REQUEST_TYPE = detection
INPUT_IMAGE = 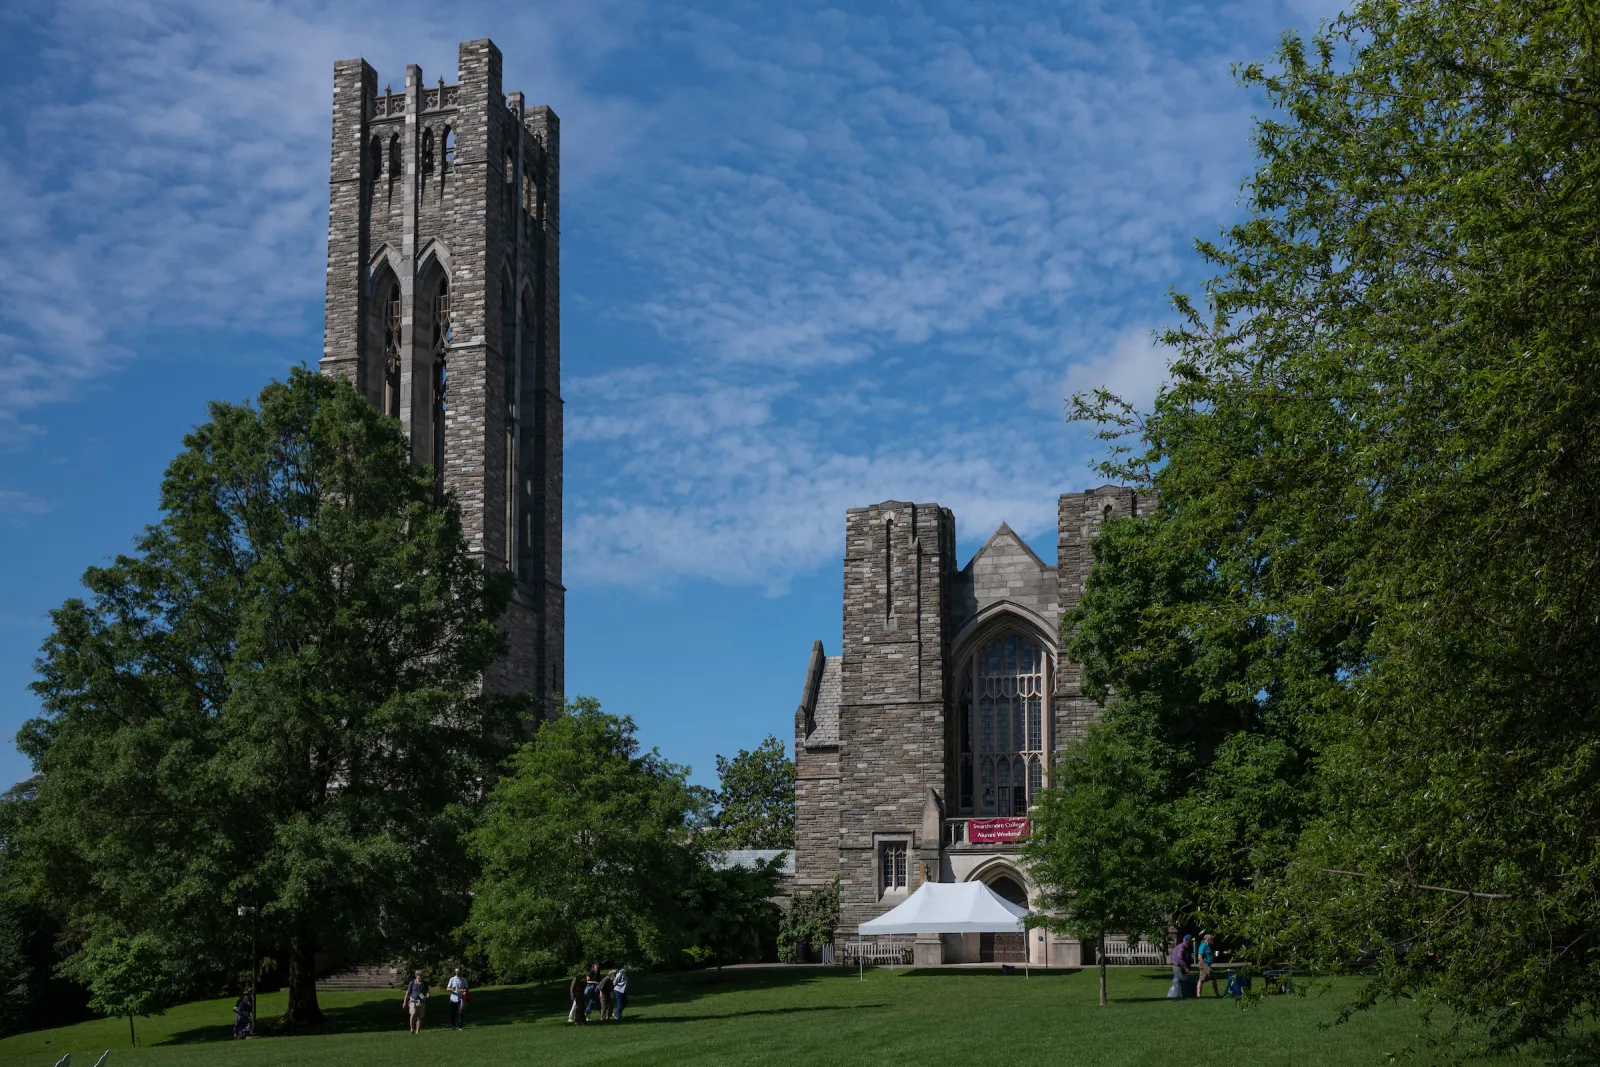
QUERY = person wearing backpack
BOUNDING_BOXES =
[402,970,429,1034]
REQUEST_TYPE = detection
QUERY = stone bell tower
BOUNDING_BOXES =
[320,38,564,707]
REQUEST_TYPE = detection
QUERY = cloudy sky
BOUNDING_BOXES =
[0,0,1342,788]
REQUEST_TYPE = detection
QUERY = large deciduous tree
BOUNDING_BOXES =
[1022,717,1180,1005]
[18,368,521,1030]
[1071,0,1600,1052]
[465,699,704,977]
[710,735,795,849]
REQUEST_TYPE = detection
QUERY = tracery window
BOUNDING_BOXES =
[957,632,1049,816]
[430,277,451,485]
[880,842,908,894]
[382,283,402,417]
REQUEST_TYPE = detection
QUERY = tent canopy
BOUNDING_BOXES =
[857,881,1028,935]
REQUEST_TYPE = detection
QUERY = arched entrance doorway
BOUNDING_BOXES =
[979,874,1028,963]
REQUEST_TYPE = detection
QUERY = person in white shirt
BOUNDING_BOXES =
[447,967,469,1030]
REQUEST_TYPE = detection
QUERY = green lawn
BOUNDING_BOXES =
[0,966,1545,1067]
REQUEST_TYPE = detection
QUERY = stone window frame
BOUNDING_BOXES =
[875,834,912,901]
[956,628,1051,817]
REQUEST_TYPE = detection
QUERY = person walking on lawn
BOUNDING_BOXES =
[598,969,616,1021]
[1197,934,1220,997]
[567,970,587,1025]
[402,970,429,1033]
[447,967,469,1030]
[1168,936,1192,999]
[613,967,631,1021]
[584,963,602,1018]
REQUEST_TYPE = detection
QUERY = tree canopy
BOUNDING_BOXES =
[1022,716,1180,1005]
[17,368,521,1029]
[709,735,795,849]
[1068,0,1600,1052]
[465,699,706,977]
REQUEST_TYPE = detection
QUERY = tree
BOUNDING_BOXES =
[71,934,172,1048]
[777,877,840,964]
[0,780,89,1038]
[466,699,704,977]
[1022,719,1181,1005]
[18,368,521,1030]
[686,857,785,974]
[1069,0,1600,1051]
[709,735,795,848]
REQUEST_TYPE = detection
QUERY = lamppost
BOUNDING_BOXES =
[237,906,258,1035]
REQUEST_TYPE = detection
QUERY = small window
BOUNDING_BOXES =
[420,128,434,175]
[880,842,908,894]
[389,134,402,179]
[443,127,456,167]
[368,136,382,182]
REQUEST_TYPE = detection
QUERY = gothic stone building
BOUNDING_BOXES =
[319,39,563,704]
[793,487,1155,966]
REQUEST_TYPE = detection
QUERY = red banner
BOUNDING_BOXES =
[968,818,1030,844]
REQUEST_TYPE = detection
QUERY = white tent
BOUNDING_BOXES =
[856,882,1032,977]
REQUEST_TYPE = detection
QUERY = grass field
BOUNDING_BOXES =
[0,966,1547,1067]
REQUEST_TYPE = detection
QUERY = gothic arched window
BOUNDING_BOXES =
[368,135,383,183]
[382,283,402,417]
[957,631,1049,816]
[430,276,452,486]
[443,127,456,168]
[389,134,402,180]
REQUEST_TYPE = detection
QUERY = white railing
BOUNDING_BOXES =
[843,940,913,965]
[1101,935,1165,965]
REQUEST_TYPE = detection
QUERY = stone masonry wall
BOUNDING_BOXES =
[836,501,955,937]
[321,38,562,709]
[1055,487,1156,745]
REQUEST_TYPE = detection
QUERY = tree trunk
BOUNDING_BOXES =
[284,938,326,1031]
[128,1014,136,1048]
[1099,958,1108,1006]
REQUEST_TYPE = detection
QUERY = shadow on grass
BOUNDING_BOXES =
[162,967,861,1046]
[901,968,1082,979]
[620,1004,887,1024]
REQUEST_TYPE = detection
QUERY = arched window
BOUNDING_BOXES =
[368,135,383,183]
[430,276,451,485]
[382,283,402,417]
[389,134,402,180]
[420,128,434,176]
[957,630,1049,815]
[504,150,516,219]
[501,272,518,571]
[442,127,456,168]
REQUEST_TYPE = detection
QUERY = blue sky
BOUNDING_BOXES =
[0,0,1341,790]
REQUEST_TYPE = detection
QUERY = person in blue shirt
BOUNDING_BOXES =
[401,970,429,1034]
[1197,933,1220,997]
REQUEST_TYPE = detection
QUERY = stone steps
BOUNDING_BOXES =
[318,965,400,991]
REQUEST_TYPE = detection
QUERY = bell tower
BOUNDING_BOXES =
[320,38,564,707]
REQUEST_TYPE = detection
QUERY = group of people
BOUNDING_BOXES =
[566,962,631,1024]
[401,966,471,1033]
[1167,933,1222,998]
